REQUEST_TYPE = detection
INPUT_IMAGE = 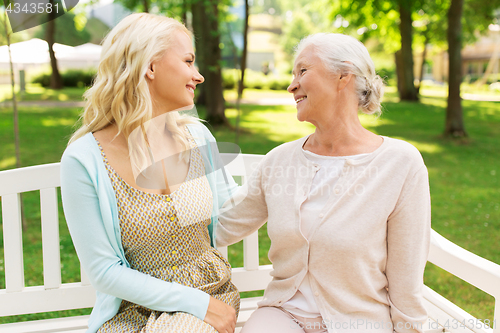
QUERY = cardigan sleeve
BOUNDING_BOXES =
[216,156,269,247]
[60,150,211,321]
[386,165,431,333]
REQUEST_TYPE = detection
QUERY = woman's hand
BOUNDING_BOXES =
[204,296,236,333]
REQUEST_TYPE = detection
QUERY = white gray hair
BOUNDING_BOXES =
[295,33,384,115]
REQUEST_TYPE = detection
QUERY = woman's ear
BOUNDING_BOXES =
[338,72,353,91]
[147,63,155,80]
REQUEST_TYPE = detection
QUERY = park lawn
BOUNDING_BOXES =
[0,84,87,103]
[0,87,499,324]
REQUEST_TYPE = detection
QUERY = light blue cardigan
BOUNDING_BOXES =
[60,123,239,333]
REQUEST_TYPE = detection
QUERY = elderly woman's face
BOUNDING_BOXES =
[288,46,339,125]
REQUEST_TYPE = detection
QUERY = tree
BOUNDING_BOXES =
[191,0,229,126]
[330,0,420,101]
[35,12,91,46]
[2,5,21,170]
[2,4,27,230]
[445,0,466,137]
[45,0,63,89]
[281,11,314,59]
[397,0,419,100]
[238,0,249,98]
[443,1,500,137]
[116,0,150,12]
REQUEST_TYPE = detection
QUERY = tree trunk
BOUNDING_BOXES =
[395,51,403,94]
[46,0,63,90]
[142,0,149,13]
[191,0,228,126]
[4,8,27,231]
[397,0,419,101]
[444,0,467,137]
[181,0,188,27]
[417,33,429,94]
[237,0,249,97]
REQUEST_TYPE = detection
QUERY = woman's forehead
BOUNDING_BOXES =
[172,31,193,50]
[294,47,319,67]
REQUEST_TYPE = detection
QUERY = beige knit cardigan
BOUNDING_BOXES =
[217,135,431,333]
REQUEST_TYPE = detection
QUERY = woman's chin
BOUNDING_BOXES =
[296,110,308,122]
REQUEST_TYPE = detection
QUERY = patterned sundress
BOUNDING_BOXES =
[95,132,240,332]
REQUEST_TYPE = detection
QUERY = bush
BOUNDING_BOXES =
[222,68,295,91]
[268,75,292,90]
[32,73,51,87]
[376,66,395,85]
[222,69,238,89]
[32,69,96,88]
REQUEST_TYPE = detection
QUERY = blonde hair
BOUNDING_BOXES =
[296,33,384,115]
[70,13,199,154]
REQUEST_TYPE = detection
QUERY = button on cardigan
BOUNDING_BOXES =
[60,123,238,333]
[217,135,431,333]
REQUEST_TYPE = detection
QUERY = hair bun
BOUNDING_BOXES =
[360,75,384,115]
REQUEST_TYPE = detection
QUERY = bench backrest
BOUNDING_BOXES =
[0,154,271,317]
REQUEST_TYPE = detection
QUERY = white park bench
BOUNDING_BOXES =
[0,153,499,333]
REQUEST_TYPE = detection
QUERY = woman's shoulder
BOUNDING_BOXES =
[379,136,426,168]
[61,132,99,165]
[186,121,215,142]
[264,136,307,160]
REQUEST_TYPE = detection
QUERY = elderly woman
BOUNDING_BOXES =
[217,33,431,333]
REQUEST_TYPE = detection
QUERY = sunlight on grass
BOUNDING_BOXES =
[41,118,75,127]
[393,138,443,154]
[359,114,395,128]
[57,94,69,101]
[25,85,45,94]
[0,156,16,169]
[224,88,292,101]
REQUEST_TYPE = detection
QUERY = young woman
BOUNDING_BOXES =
[61,13,239,333]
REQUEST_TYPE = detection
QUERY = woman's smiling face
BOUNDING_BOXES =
[287,45,340,126]
[147,30,204,115]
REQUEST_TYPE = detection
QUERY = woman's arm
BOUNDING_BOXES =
[216,156,269,247]
[386,165,431,333]
[60,152,210,320]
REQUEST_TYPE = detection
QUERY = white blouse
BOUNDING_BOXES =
[283,149,368,318]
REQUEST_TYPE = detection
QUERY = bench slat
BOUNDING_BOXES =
[0,315,89,333]
[0,164,60,196]
[231,265,273,292]
[2,193,25,293]
[0,284,95,317]
[243,231,259,271]
[423,286,486,333]
[40,188,62,289]
[217,246,228,260]
[81,265,91,286]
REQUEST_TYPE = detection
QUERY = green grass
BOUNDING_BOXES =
[0,84,87,103]
[0,86,499,324]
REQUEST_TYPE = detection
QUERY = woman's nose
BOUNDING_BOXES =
[194,69,204,83]
[287,79,298,93]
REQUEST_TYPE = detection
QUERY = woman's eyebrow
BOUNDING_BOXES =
[292,61,305,75]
